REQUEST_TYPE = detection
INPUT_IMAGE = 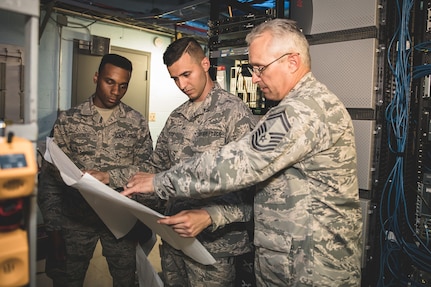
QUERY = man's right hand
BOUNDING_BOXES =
[122,172,156,197]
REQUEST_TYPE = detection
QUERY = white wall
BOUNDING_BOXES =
[37,12,188,144]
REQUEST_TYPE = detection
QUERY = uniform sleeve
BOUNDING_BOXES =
[202,187,254,230]
[108,116,153,187]
[200,98,256,230]
[38,116,72,231]
[143,120,172,173]
[225,100,258,143]
[37,158,66,231]
[53,114,75,163]
[154,103,320,199]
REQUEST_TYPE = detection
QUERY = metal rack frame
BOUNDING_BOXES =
[0,1,39,286]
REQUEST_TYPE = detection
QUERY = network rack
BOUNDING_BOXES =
[208,12,274,50]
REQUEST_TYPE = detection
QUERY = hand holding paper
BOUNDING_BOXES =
[44,137,216,265]
[158,209,212,238]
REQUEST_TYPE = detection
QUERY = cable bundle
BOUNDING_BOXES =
[379,0,431,286]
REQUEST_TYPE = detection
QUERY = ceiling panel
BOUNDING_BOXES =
[40,0,211,40]
[40,0,286,42]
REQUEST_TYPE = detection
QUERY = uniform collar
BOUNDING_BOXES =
[179,82,222,118]
[281,72,315,102]
[80,94,127,118]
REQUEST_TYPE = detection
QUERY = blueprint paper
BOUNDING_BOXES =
[136,244,164,287]
[44,137,216,265]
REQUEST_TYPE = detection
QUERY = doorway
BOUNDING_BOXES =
[71,45,150,118]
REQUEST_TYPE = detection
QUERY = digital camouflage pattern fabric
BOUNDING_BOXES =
[145,82,257,286]
[153,73,362,286]
[38,96,153,286]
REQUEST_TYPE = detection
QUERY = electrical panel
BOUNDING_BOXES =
[78,35,110,56]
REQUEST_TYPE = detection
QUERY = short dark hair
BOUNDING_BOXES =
[163,37,205,67]
[98,53,133,73]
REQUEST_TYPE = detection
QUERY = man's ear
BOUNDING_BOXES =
[287,53,300,73]
[93,72,98,84]
[201,57,210,72]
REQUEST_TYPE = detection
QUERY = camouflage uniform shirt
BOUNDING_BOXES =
[39,96,153,231]
[153,73,363,286]
[146,82,256,257]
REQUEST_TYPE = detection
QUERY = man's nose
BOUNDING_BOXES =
[251,73,261,84]
[178,78,187,90]
[111,84,122,95]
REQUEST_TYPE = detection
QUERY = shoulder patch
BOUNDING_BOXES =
[251,111,290,152]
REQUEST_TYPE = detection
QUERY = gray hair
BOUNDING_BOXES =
[245,18,311,68]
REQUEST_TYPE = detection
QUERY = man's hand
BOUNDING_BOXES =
[84,170,109,184]
[121,172,155,197]
[158,209,212,238]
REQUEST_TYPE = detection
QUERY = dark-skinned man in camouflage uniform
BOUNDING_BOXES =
[38,54,153,287]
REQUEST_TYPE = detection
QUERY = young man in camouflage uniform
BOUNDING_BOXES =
[38,54,153,287]
[140,37,256,287]
[124,19,363,287]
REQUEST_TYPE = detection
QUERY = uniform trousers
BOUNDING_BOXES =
[47,226,137,287]
[160,241,235,287]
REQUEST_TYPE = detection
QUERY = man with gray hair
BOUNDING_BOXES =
[124,19,363,286]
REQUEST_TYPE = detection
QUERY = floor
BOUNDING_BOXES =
[36,236,162,286]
